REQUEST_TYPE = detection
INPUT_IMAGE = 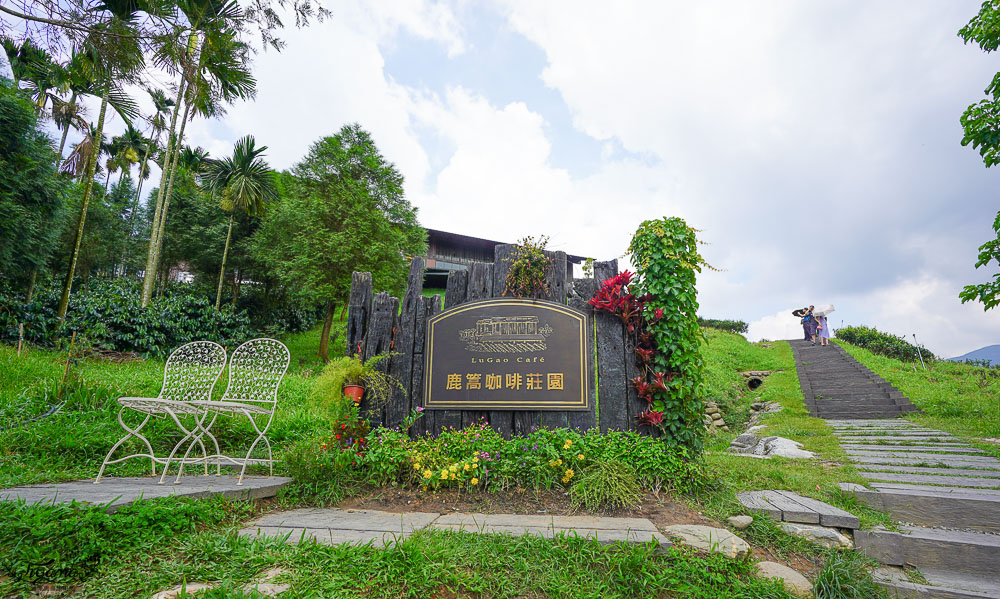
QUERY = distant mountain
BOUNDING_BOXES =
[949,344,1000,365]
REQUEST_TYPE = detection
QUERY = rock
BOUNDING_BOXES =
[760,402,783,414]
[751,402,765,410]
[727,434,814,459]
[779,523,853,549]
[664,525,750,559]
[755,561,813,597]
[706,401,718,409]
[747,425,767,434]
[244,582,291,597]
[152,584,214,599]
[766,438,814,459]
[727,515,753,530]
[722,426,730,431]
[713,418,726,426]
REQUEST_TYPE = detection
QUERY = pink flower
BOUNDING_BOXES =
[416,406,424,412]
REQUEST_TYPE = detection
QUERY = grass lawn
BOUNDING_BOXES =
[834,339,1000,458]
[0,326,891,597]
[695,329,894,538]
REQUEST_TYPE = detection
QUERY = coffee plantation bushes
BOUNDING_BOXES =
[836,325,936,362]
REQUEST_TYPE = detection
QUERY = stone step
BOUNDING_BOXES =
[856,465,1000,478]
[848,455,1000,469]
[837,437,964,444]
[817,411,913,420]
[842,445,984,454]
[854,525,1000,578]
[846,451,1000,464]
[875,567,1000,599]
[833,431,954,438]
[841,483,1000,534]
[858,471,1000,489]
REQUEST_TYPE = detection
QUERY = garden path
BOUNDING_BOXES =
[239,508,671,548]
[790,342,1000,597]
[0,475,290,513]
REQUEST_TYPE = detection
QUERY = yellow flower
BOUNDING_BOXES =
[472,457,479,463]
[441,469,449,478]
[463,464,471,471]
[565,469,574,478]
[423,470,432,479]
[577,454,585,461]
[563,439,572,449]
[449,464,458,473]
[422,485,428,491]
[470,477,479,485]
[414,463,422,471]
[472,463,478,469]
[450,472,457,480]
[561,477,570,483]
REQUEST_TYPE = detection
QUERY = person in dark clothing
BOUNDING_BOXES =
[793,306,815,342]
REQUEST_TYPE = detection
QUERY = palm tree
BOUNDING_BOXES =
[56,1,146,321]
[61,123,105,180]
[203,135,277,310]
[141,0,254,307]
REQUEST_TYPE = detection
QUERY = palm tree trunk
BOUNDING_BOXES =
[120,145,151,276]
[57,87,109,321]
[26,268,37,302]
[152,99,191,262]
[140,69,189,307]
[319,302,335,363]
[55,91,77,168]
[104,168,112,196]
[215,212,234,310]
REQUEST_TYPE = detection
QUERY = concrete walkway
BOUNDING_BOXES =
[0,476,291,512]
[240,508,671,548]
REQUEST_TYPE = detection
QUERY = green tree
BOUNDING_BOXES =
[56,1,145,320]
[959,2,1000,309]
[0,78,68,299]
[251,124,427,362]
[203,135,277,310]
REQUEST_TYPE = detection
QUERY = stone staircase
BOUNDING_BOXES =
[789,340,920,419]
[830,420,1000,598]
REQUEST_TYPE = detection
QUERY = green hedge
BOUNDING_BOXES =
[697,318,748,335]
[2,279,255,356]
[836,325,936,362]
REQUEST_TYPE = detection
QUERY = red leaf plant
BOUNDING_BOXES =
[636,409,665,428]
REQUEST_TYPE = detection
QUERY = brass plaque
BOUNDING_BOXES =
[423,298,590,411]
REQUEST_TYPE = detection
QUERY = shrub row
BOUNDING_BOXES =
[284,410,707,508]
[697,318,749,335]
[0,279,320,356]
[836,325,936,362]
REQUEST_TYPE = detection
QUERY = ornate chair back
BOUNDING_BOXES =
[160,341,228,403]
[222,338,290,408]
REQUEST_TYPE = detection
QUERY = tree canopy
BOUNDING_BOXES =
[252,124,427,361]
[959,1,1000,310]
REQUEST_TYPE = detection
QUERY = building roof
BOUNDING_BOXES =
[426,228,588,264]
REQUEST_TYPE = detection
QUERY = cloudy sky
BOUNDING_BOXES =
[7,0,1000,358]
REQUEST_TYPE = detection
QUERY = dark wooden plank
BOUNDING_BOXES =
[567,311,597,432]
[567,277,596,311]
[756,490,820,524]
[594,260,626,433]
[467,262,493,300]
[624,328,643,432]
[386,258,424,429]
[493,244,514,297]
[490,246,515,438]
[463,262,493,427]
[346,271,373,356]
[410,295,433,437]
[444,270,468,309]
[513,411,539,436]
[735,491,782,521]
[361,292,398,424]
[771,490,860,529]
[544,250,568,304]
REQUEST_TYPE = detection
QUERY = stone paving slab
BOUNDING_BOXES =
[836,438,965,445]
[841,445,984,453]
[737,490,859,529]
[239,508,672,549]
[846,450,1000,463]
[857,464,1000,478]
[849,455,1000,469]
[859,472,1000,488]
[0,476,291,513]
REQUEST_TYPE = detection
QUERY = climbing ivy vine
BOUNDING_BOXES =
[627,217,710,452]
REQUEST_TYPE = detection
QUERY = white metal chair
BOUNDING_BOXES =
[95,341,227,484]
[185,338,289,485]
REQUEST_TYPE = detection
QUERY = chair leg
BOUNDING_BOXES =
[159,408,198,485]
[237,410,273,486]
[95,410,154,484]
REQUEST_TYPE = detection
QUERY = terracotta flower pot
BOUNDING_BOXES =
[343,384,364,403]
